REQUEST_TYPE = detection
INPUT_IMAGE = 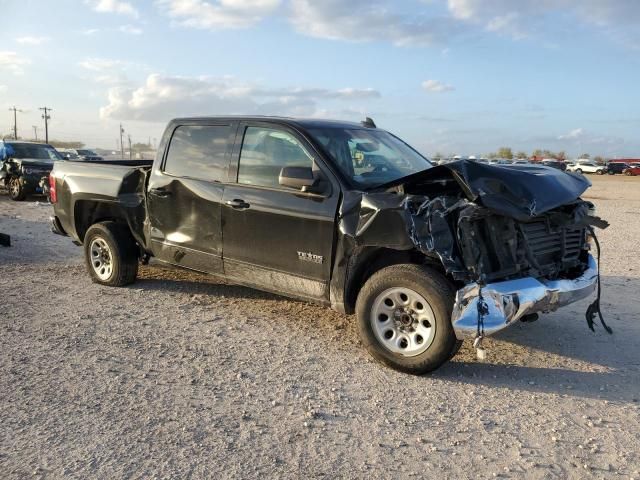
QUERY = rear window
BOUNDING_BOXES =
[164,125,230,182]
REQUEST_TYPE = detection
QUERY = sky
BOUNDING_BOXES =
[1,0,639,158]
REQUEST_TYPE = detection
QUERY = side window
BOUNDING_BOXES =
[237,127,313,188]
[164,125,230,182]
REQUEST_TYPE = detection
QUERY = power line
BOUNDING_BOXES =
[39,107,52,143]
[8,106,22,139]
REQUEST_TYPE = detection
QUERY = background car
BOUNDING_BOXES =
[623,165,640,176]
[566,160,606,175]
[0,140,62,200]
[60,149,103,161]
[606,162,629,175]
[541,159,567,171]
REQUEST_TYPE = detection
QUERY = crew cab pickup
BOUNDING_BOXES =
[50,117,608,373]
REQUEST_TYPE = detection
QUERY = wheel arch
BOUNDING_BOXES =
[343,246,445,314]
[73,199,129,243]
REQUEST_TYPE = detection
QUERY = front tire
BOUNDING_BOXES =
[596,169,604,175]
[356,264,457,375]
[84,221,139,287]
[575,168,583,174]
[9,177,26,201]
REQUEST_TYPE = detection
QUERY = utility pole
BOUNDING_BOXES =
[32,125,38,141]
[128,134,132,160]
[8,106,22,139]
[119,124,125,159]
[39,107,52,143]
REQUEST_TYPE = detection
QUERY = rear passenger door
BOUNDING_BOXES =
[147,121,236,274]
[221,123,340,302]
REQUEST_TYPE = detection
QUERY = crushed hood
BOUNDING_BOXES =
[379,160,591,221]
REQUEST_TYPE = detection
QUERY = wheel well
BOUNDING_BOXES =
[343,247,444,314]
[73,200,129,243]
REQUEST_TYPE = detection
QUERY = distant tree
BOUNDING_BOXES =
[432,152,443,161]
[532,149,543,158]
[579,153,590,159]
[515,151,528,159]
[487,152,498,159]
[497,147,513,159]
[542,149,555,158]
[593,155,605,164]
[556,150,566,160]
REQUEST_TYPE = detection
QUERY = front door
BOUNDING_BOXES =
[222,124,340,301]
[147,121,236,274]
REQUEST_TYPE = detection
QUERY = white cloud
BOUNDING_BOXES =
[289,0,463,46]
[119,24,143,34]
[87,0,139,18]
[0,85,7,93]
[16,36,50,45]
[422,79,455,93]
[79,57,126,71]
[99,73,380,121]
[158,0,281,29]
[447,0,640,41]
[82,28,101,35]
[558,128,584,140]
[0,51,31,75]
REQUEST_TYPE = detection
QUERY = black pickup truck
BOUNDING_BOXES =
[50,117,608,373]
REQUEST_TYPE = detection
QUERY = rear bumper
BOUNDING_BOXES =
[451,254,597,339]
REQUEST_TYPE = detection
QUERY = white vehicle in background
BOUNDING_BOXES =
[566,159,606,175]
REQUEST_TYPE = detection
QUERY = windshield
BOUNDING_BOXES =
[308,128,432,188]
[7,143,62,161]
[77,149,97,156]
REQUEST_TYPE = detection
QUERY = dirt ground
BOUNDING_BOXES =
[1,175,639,479]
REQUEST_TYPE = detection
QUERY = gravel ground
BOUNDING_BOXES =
[1,175,639,479]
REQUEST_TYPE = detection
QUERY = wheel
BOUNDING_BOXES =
[625,170,633,176]
[596,169,604,175]
[8,177,26,201]
[83,221,139,287]
[356,264,457,375]
[575,168,582,174]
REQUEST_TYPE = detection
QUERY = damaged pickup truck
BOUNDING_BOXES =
[49,116,609,374]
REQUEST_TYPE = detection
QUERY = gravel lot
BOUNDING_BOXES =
[1,175,639,479]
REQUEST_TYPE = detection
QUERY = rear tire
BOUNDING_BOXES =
[9,177,26,201]
[84,221,138,287]
[356,264,457,375]
[596,169,604,175]
[575,168,583,174]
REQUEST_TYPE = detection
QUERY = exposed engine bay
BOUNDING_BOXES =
[337,160,609,342]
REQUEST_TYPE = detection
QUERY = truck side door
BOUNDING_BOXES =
[221,123,340,302]
[146,121,236,274]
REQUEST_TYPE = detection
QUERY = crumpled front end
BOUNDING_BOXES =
[451,254,598,339]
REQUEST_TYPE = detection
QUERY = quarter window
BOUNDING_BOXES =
[238,127,313,188]
[164,125,230,182]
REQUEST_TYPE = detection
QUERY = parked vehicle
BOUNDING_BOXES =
[61,149,103,161]
[0,140,62,200]
[50,116,607,374]
[623,165,640,176]
[541,159,567,171]
[566,160,606,175]
[605,162,629,175]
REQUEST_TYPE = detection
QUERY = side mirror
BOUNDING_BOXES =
[279,166,317,192]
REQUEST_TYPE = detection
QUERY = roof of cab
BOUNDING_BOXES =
[169,116,372,130]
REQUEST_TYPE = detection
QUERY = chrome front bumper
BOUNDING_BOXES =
[451,254,598,339]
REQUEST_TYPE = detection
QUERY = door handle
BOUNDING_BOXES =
[225,199,250,209]
[149,187,172,197]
